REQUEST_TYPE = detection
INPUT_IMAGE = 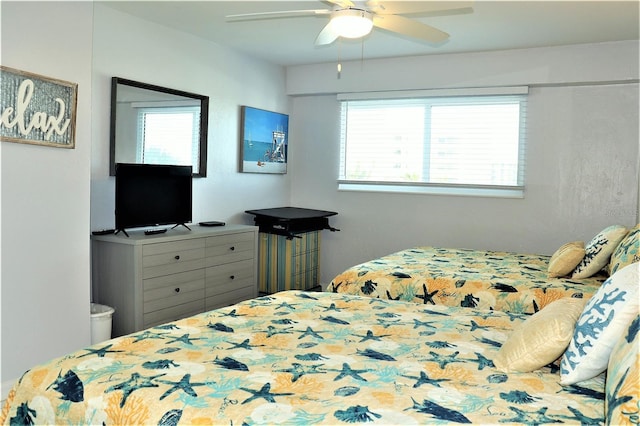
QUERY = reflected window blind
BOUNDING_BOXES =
[136,106,200,170]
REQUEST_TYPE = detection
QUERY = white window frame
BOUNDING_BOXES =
[338,87,528,198]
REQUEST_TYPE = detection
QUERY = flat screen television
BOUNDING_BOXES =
[115,163,192,234]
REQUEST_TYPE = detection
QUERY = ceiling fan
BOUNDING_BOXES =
[226,1,473,46]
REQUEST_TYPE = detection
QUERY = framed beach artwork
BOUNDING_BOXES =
[240,106,289,174]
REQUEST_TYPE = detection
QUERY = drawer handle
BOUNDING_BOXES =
[229,246,235,251]
[230,275,235,280]
[175,288,181,293]
[174,255,181,260]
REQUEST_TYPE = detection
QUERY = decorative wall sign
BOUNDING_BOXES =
[240,106,289,174]
[0,66,77,148]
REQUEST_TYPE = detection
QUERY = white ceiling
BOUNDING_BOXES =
[102,1,640,67]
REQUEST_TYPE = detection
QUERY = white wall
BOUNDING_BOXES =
[91,4,291,230]
[287,42,639,283]
[1,1,93,394]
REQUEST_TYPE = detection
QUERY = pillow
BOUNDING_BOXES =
[572,225,628,279]
[560,262,639,385]
[493,297,587,373]
[548,241,585,278]
[609,223,640,275]
[605,314,639,425]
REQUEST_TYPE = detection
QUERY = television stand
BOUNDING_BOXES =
[171,223,192,231]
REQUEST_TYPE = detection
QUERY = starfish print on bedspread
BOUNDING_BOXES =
[298,326,326,340]
[413,318,437,330]
[266,325,294,337]
[401,371,451,388]
[376,318,401,328]
[354,330,391,342]
[329,363,369,382]
[275,362,325,382]
[157,373,208,400]
[239,382,294,404]
[226,338,265,350]
[165,333,203,346]
[131,330,170,343]
[416,284,438,304]
[275,301,298,311]
[426,351,462,369]
[106,372,165,408]
[77,344,124,358]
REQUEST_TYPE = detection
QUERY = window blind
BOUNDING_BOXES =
[338,90,528,197]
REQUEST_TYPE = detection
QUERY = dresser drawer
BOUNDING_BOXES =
[143,239,205,256]
[144,284,205,314]
[143,240,205,279]
[205,259,255,295]
[205,232,255,267]
[143,299,205,329]
[205,286,256,311]
[144,269,205,301]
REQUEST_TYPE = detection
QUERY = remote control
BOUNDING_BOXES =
[92,229,115,235]
[144,229,167,235]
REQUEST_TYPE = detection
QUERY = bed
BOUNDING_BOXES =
[1,290,611,425]
[328,246,608,314]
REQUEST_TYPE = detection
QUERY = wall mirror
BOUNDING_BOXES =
[110,77,209,177]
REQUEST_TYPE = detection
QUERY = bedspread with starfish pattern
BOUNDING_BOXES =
[328,246,607,314]
[1,291,604,425]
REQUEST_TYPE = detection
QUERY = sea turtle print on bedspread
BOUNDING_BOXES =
[328,246,607,314]
[1,291,604,425]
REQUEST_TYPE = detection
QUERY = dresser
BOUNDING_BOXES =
[91,225,258,337]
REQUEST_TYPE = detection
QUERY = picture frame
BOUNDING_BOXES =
[240,105,289,174]
[0,66,77,148]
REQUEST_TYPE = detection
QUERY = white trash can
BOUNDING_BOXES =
[90,303,115,344]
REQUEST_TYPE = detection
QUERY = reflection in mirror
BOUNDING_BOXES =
[110,77,209,177]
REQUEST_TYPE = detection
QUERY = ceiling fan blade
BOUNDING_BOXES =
[372,14,449,43]
[315,21,340,46]
[325,0,356,8]
[226,9,330,22]
[366,1,473,16]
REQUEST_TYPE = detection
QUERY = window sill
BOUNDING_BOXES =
[337,182,524,198]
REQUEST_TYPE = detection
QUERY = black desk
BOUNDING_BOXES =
[245,207,339,294]
[245,207,338,238]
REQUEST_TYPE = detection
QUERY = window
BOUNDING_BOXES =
[136,105,201,171]
[338,88,527,197]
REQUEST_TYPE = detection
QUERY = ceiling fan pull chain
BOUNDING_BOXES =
[337,39,342,79]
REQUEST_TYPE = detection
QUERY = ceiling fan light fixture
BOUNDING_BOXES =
[330,9,373,39]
